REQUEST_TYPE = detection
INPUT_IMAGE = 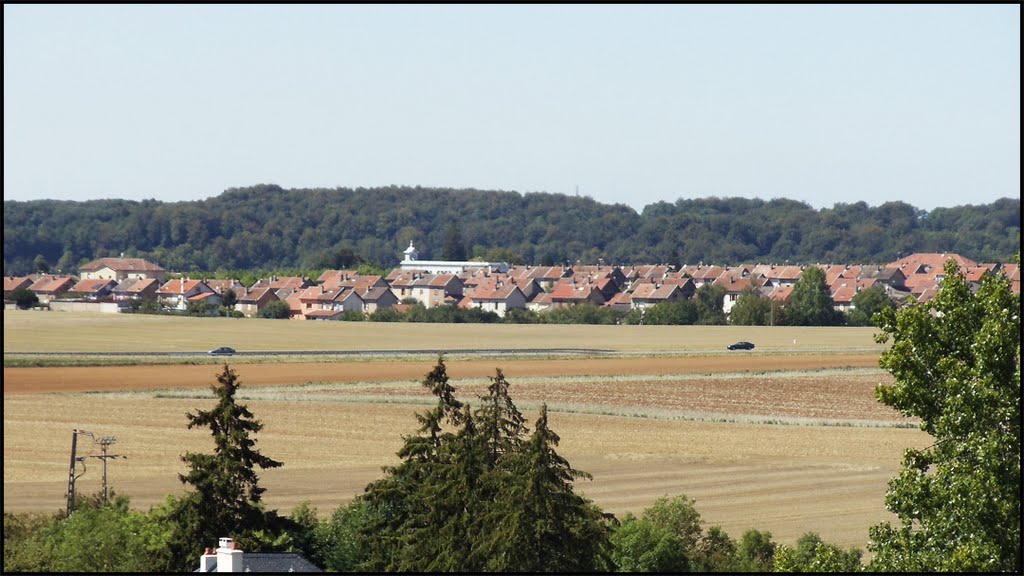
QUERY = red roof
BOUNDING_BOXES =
[115,278,160,294]
[29,275,76,293]
[4,276,33,292]
[304,309,344,320]
[157,279,210,295]
[71,278,117,294]
[465,283,522,301]
[238,287,278,304]
[188,292,218,302]
[630,283,682,300]
[888,252,978,273]
[79,257,164,273]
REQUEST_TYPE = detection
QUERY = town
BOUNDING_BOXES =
[4,244,1019,321]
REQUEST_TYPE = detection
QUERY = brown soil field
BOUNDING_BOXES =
[3,354,881,395]
[2,352,928,552]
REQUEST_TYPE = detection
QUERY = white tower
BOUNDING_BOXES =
[402,241,419,263]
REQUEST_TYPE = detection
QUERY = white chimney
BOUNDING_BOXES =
[199,547,217,572]
[216,537,243,572]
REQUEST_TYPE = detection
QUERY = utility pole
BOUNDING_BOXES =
[65,430,126,516]
[66,429,92,516]
[92,437,126,502]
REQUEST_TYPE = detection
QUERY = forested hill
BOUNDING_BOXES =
[3,184,1020,275]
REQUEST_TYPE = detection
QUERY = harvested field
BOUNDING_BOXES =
[3,392,928,551]
[3,314,923,552]
[3,310,884,354]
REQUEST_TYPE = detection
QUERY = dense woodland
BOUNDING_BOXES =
[4,185,1020,276]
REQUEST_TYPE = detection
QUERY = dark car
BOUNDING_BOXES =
[208,346,236,356]
[727,341,755,351]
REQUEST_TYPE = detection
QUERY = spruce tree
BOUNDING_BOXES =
[165,364,285,570]
[398,404,487,572]
[357,356,467,571]
[474,368,527,467]
[475,404,612,572]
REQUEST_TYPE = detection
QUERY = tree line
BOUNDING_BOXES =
[4,264,1019,572]
[4,185,1019,276]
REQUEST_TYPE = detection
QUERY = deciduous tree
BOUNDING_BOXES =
[867,260,1020,572]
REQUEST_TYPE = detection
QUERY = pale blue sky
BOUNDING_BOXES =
[4,5,1019,212]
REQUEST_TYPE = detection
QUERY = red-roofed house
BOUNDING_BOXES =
[69,278,118,300]
[527,291,554,312]
[4,276,34,294]
[296,285,364,317]
[388,273,464,308]
[716,275,760,315]
[112,278,161,301]
[29,275,76,304]
[629,283,686,311]
[549,280,606,308]
[79,258,166,282]
[604,291,633,312]
[157,279,216,310]
[830,278,878,313]
[463,283,527,317]
[235,288,280,318]
[361,287,399,313]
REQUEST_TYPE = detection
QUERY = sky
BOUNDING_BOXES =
[4,5,1020,213]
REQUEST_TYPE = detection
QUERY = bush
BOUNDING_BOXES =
[9,289,39,309]
[258,301,291,319]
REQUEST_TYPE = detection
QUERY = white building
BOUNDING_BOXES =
[398,242,508,275]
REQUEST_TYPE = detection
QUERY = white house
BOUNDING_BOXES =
[398,242,508,275]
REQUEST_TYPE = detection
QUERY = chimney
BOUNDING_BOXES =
[198,547,217,572]
[216,537,244,572]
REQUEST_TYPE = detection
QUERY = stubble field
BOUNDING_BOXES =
[3,311,928,551]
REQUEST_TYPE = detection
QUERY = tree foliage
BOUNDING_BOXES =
[772,532,862,572]
[3,493,173,573]
[357,358,612,572]
[5,188,1018,276]
[846,285,894,326]
[785,267,841,326]
[609,513,690,572]
[867,260,1021,572]
[257,300,291,319]
[729,284,773,326]
[8,288,39,309]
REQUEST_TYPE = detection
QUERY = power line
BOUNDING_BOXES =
[65,430,127,516]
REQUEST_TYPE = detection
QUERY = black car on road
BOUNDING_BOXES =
[727,341,755,350]
[208,347,236,356]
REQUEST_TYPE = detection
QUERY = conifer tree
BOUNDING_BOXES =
[474,368,527,467]
[397,404,487,572]
[165,364,286,570]
[357,356,466,571]
[475,404,612,572]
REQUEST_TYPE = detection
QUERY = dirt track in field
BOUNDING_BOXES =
[3,353,880,394]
